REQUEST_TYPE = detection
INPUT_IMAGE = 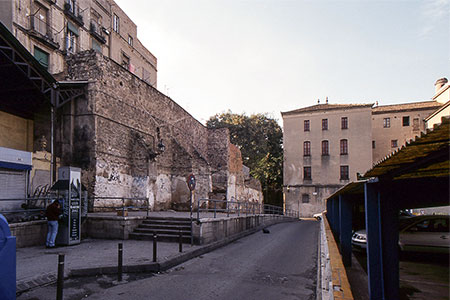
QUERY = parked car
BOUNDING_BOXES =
[352,215,450,254]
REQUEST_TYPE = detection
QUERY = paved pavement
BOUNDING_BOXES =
[16,211,293,295]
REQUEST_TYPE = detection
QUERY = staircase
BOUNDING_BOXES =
[129,217,192,243]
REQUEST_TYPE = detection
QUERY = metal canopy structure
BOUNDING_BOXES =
[0,21,86,184]
[326,116,450,300]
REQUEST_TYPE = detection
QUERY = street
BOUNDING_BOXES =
[85,221,319,300]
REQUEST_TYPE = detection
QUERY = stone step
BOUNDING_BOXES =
[134,228,191,236]
[129,232,192,243]
[138,224,191,231]
[145,217,192,222]
[142,219,191,226]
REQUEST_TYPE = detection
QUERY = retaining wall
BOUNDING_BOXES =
[193,214,293,244]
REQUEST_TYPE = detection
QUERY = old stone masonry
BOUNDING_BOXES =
[52,50,262,210]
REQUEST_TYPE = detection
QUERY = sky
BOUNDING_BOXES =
[114,0,450,125]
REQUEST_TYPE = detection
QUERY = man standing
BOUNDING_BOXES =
[45,200,62,248]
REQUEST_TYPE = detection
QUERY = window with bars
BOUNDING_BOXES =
[322,119,328,130]
[304,120,310,132]
[303,141,311,156]
[303,167,311,180]
[321,140,329,155]
[340,139,348,155]
[341,117,348,129]
[391,140,398,148]
[340,166,349,180]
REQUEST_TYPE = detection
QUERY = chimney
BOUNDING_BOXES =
[434,78,448,94]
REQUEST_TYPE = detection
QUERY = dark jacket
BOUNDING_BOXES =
[46,202,62,221]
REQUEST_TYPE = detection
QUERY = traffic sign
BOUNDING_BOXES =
[186,174,196,191]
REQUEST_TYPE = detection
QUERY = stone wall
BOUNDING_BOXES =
[62,51,263,211]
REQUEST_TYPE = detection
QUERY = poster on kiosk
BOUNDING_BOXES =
[54,166,82,246]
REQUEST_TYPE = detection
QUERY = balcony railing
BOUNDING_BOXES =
[29,15,59,49]
[64,2,84,26]
[89,21,106,44]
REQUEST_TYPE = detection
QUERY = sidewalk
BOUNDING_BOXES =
[16,212,279,294]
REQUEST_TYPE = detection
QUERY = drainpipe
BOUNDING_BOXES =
[50,88,56,186]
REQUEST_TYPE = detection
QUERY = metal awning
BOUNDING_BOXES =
[364,116,449,181]
[0,22,87,119]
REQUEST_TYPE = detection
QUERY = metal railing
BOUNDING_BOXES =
[196,198,299,220]
[91,197,150,217]
[29,15,59,45]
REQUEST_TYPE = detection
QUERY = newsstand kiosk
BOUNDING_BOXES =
[51,167,84,246]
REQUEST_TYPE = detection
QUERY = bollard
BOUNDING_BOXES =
[118,243,123,281]
[56,254,65,300]
[153,233,157,262]
[179,230,183,253]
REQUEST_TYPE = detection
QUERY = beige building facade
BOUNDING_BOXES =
[425,78,450,129]
[371,101,442,164]
[282,103,373,217]
[0,0,157,86]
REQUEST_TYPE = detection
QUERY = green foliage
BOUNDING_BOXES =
[206,111,283,206]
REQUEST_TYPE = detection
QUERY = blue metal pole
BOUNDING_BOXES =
[365,182,384,300]
[339,195,352,267]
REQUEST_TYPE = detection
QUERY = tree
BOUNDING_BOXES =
[206,111,283,206]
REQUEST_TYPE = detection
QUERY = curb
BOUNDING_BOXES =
[16,218,297,294]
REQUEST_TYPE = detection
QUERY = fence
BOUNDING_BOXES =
[91,197,150,216]
[197,198,299,220]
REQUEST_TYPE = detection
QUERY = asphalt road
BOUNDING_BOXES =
[87,220,319,300]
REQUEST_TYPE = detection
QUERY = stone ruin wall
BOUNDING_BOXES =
[62,50,262,211]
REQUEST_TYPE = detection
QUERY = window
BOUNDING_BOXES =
[303,141,311,156]
[372,141,376,149]
[121,53,130,68]
[128,35,133,46]
[304,120,310,132]
[341,117,348,129]
[383,117,390,128]
[302,194,310,203]
[113,14,120,33]
[65,23,78,53]
[303,167,311,180]
[321,140,329,155]
[340,139,348,155]
[92,39,102,52]
[65,0,76,14]
[413,118,420,131]
[391,140,398,148]
[403,116,410,126]
[340,166,349,180]
[31,3,49,36]
[322,119,328,130]
[34,47,49,69]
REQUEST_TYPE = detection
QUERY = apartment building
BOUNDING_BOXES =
[282,103,373,217]
[0,0,157,86]
[283,78,446,216]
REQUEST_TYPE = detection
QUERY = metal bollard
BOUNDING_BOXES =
[56,254,65,300]
[118,243,123,281]
[153,233,157,262]
[179,230,183,253]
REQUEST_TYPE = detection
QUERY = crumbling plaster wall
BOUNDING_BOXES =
[62,50,262,211]
[63,51,214,210]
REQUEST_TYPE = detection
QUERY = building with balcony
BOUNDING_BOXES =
[0,0,157,86]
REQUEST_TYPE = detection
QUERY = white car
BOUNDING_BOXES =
[352,215,450,254]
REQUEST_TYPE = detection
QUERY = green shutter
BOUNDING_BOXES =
[34,47,49,69]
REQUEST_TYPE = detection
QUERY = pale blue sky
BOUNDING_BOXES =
[114,0,449,124]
